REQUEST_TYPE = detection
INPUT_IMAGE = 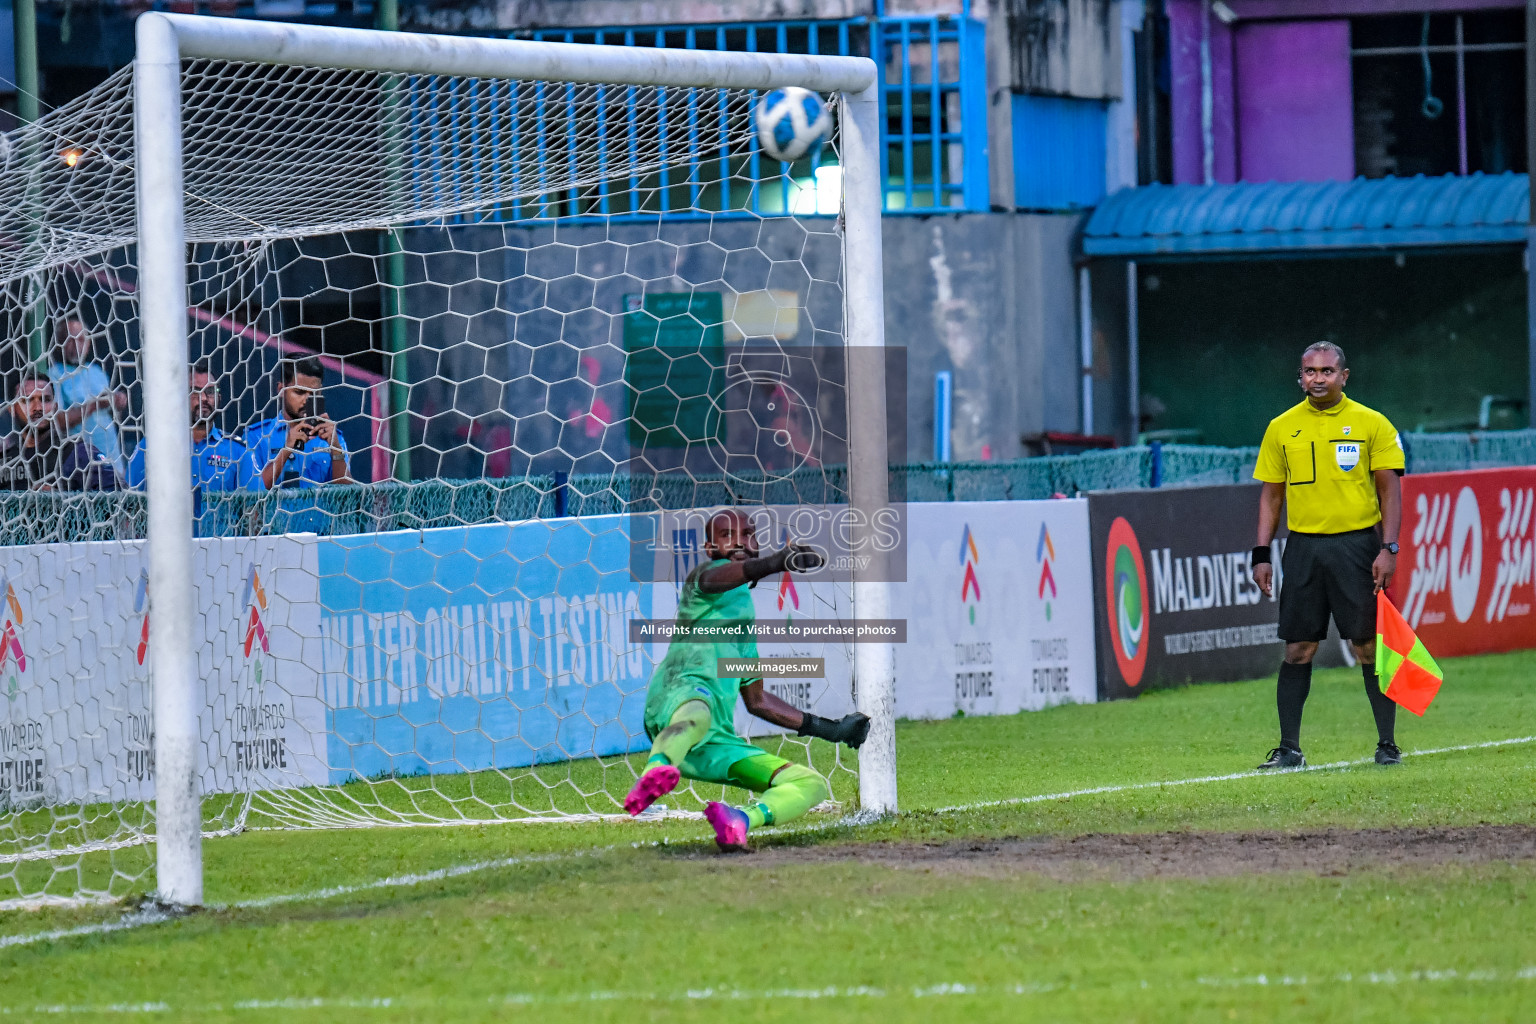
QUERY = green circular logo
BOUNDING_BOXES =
[1104,517,1149,687]
[1114,545,1143,659]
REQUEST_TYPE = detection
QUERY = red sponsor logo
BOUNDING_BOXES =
[1104,517,1149,687]
[959,524,981,625]
[1,578,27,699]
[1389,467,1536,657]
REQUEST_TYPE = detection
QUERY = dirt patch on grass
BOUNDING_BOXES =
[735,826,1536,880]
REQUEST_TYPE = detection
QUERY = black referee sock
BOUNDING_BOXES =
[1277,661,1312,751]
[1362,664,1397,746]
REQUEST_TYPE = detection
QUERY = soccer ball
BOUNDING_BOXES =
[755,87,834,163]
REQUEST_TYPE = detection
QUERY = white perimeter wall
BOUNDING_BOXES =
[0,499,1095,807]
[891,499,1096,719]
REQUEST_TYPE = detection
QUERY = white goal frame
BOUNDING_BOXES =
[133,13,895,907]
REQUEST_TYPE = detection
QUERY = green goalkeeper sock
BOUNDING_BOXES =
[645,700,711,770]
[742,764,829,829]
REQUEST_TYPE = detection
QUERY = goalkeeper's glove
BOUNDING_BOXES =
[796,712,871,749]
[743,542,826,583]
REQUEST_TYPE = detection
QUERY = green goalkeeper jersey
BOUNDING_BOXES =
[643,558,761,749]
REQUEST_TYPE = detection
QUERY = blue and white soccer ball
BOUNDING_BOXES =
[755,87,834,164]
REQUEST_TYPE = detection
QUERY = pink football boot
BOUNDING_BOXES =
[703,801,751,852]
[623,764,680,816]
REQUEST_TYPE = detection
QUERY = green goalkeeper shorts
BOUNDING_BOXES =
[643,675,791,786]
[724,751,794,792]
[678,741,790,788]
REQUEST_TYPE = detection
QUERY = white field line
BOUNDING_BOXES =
[1,968,1533,1014]
[232,847,610,910]
[2,734,1529,945]
[0,906,178,952]
[927,734,1536,815]
[17,731,1526,876]
[0,809,693,877]
[745,733,1536,843]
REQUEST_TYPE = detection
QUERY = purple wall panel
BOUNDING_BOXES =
[1169,0,1202,183]
[1231,0,1519,18]
[1168,0,1238,185]
[1235,20,1354,182]
[1211,15,1237,184]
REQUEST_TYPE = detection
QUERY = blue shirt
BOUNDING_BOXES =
[246,415,349,489]
[126,426,258,492]
[49,361,124,473]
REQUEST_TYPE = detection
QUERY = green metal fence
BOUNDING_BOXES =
[903,444,1262,501]
[4,432,1532,545]
[0,492,146,546]
[1399,429,1536,474]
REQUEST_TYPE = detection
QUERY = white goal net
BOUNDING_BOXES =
[0,18,893,907]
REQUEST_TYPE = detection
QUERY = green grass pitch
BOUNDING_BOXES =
[3,650,1535,1022]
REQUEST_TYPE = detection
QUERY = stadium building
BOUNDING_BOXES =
[1082,0,1532,449]
[11,0,1531,464]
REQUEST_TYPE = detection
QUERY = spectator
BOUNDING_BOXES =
[48,315,128,475]
[126,360,258,492]
[0,373,119,490]
[247,356,351,489]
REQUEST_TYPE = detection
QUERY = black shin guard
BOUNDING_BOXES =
[1277,661,1313,751]
[1362,664,1397,745]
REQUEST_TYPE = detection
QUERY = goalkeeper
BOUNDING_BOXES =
[625,509,870,851]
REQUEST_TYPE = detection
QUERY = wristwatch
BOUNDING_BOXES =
[1382,542,1400,555]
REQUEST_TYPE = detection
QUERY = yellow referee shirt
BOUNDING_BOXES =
[1253,396,1405,534]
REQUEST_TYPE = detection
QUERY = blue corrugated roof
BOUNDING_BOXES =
[1082,173,1530,258]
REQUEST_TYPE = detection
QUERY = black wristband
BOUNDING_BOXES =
[795,713,835,741]
[741,547,791,584]
[1250,545,1272,567]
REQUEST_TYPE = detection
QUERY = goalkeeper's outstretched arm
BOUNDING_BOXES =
[742,680,870,749]
[698,541,825,594]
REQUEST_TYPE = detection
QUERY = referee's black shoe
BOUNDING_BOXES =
[1257,746,1306,770]
[1374,741,1403,766]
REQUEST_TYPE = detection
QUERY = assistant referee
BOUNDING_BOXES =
[1249,341,1404,769]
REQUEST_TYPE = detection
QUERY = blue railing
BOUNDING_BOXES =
[405,11,987,223]
[144,1,989,217]
[513,19,867,222]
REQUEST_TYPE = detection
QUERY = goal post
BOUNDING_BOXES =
[134,13,202,908]
[837,91,898,817]
[131,13,895,907]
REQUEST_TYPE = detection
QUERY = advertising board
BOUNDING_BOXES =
[315,516,665,782]
[1388,467,1536,657]
[1091,484,1295,699]
[0,536,324,807]
[888,500,1097,719]
[1,497,1099,808]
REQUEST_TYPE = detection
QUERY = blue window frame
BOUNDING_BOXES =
[875,10,989,213]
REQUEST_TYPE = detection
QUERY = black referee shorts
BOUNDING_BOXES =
[1278,528,1379,644]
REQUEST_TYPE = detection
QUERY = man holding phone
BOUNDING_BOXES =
[247,356,351,488]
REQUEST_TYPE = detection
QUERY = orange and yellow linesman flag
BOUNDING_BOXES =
[1376,591,1443,716]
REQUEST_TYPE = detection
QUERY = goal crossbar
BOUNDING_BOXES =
[132,12,893,909]
[146,12,878,94]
